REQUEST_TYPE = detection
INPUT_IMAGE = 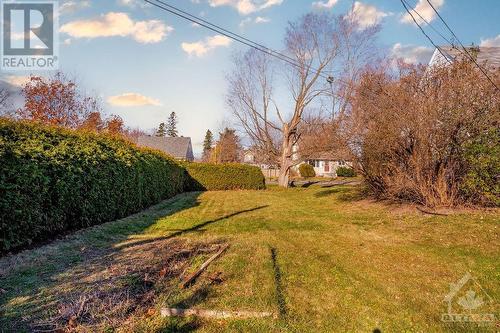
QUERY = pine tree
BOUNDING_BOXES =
[166,112,178,137]
[156,122,166,137]
[202,129,213,161]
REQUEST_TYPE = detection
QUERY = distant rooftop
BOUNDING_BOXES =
[137,136,194,161]
[430,46,500,69]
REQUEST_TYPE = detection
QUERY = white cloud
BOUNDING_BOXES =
[107,93,162,107]
[312,0,338,10]
[60,1,91,15]
[181,35,232,57]
[60,12,173,44]
[239,17,252,28]
[117,0,149,8]
[2,75,30,87]
[255,16,270,23]
[208,0,283,15]
[401,0,444,25]
[480,34,500,47]
[240,16,270,28]
[391,43,434,64]
[118,0,136,6]
[346,1,389,30]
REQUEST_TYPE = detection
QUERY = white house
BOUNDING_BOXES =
[297,152,353,178]
[428,45,500,69]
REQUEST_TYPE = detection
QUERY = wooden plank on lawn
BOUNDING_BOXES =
[161,308,276,319]
[180,244,230,288]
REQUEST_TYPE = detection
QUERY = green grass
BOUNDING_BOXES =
[0,185,498,332]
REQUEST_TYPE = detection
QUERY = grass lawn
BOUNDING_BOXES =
[0,185,498,332]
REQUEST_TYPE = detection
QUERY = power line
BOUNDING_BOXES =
[143,0,333,82]
[400,0,452,64]
[402,0,455,50]
[144,0,422,116]
[151,0,333,76]
[424,0,499,91]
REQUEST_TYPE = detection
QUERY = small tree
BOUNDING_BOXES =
[18,72,100,128]
[166,112,178,137]
[156,122,167,137]
[202,129,214,162]
[80,112,104,132]
[336,166,356,177]
[217,128,240,163]
[105,115,124,135]
[299,163,316,178]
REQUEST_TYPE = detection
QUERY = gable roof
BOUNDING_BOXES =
[306,152,351,161]
[137,136,194,161]
[429,46,500,69]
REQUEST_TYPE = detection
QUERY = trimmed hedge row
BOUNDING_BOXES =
[184,162,266,191]
[0,119,186,252]
[0,119,265,252]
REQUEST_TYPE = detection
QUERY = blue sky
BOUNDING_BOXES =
[1,0,499,155]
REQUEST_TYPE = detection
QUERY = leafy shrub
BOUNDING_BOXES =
[184,163,265,191]
[336,166,356,178]
[0,119,186,252]
[460,129,500,206]
[299,163,316,178]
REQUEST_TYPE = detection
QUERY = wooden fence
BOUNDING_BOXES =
[261,168,279,179]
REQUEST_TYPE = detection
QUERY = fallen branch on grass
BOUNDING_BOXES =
[416,206,449,216]
[161,308,276,319]
[179,244,230,288]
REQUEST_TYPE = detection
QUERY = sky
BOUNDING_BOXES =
[0,0,499,156]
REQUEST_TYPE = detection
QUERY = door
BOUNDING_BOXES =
[324,161,330,172]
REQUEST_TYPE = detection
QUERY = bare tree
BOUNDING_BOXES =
[227,49,280,167]
[227,12,378,187]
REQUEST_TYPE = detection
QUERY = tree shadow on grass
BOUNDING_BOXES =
[314,185,367,202]
[0,193,270,332]
[270,247,287,319]
[0,192,205,332]
[115,205,269,250]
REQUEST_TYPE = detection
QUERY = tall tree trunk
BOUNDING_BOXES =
[278,125,293,188]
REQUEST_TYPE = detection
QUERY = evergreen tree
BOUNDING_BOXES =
[156,122,166,137]
[166,112,178,137]
[202,129,213,161]
[217,128,241,163]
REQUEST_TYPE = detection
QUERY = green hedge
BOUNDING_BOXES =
[299,163,316,178]
[0,120,266,252]
[0,119,185,252]
[336,166,356,177]
[461,129,500,206]
[184,163,265,191]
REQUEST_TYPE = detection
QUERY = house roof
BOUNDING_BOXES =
[137,136,194,160]
[430,46,500,69]
[306,152,348,161]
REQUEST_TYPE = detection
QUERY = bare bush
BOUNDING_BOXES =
[350,60,499,207]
